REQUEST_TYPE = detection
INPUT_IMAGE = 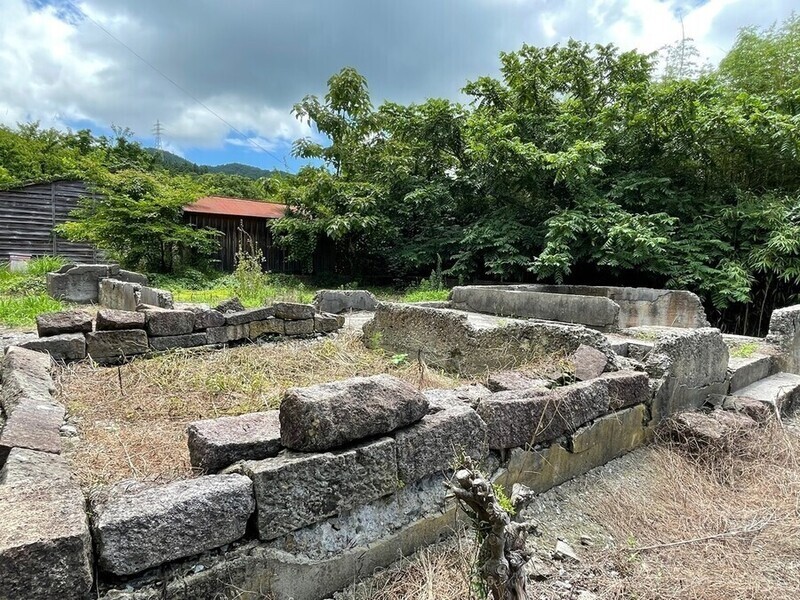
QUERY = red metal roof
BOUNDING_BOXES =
[184,196,287,219]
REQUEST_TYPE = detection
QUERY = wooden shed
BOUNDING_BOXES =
[0,180,101,264]
[183,196,302,272]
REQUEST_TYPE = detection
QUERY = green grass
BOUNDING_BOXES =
[0,256,69,327]
[0,294,64,327]
[729,341,760,359]
[401,289,450,303]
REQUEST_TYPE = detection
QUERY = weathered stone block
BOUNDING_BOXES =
[314,312,342,333]
[191,308,225,330]
[284,318,314,336]
[313,289,379,314]
[280,374,429,451]
[86,329,149,360]
[215,297,245,313]
[602,370,650,410]
[2,345,52,383]
[92,474,254,576]
[477,372,647,449]
[0,448,93,599]
[187,411,282,472]
[451,286,621,330]
[646,328,730,422]
[148,332,208,352]
[395,405,488,483]
[486,371,551,393]
[205,325,229,345]
[243,437,397,540]
[273,302,315,320]
[0,368,54,416]
[424,384,492,411]
[36,310,93,337]
[363,302,618,375]
[569,344,609,381]
[47,263,113,303]
[225,307,275,325]
[0,397,65,455]
[493,404,649,494]
[249,317,285,337]
[143,308,195,336]
[99,278,173,311]
[96,308,146,331]
[20,332,87,361]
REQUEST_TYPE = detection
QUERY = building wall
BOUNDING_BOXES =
[184,212,302,273]
[0,180,100,264]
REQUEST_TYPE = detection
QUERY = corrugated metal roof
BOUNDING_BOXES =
[184,196,287,219]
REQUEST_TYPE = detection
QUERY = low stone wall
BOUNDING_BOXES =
[0,317,740,599]
[47,264,147,303]
[451,284,710,330]
[18,301,344,363]
[98,278,174,311]
[363,302,619,374]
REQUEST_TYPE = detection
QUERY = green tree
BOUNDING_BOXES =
[57,170,219,272]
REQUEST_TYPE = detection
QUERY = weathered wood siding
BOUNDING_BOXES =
[184,213,336,274]
[184,213,299,272]
[0,180,100,264]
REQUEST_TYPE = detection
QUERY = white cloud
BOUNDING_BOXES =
[0,0,796,160]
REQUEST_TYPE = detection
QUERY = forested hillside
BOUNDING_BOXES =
[272,16,800,335]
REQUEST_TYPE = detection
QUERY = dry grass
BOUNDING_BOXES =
[585,423,800,600]
[55,332,465,490]
[337,422,800,600]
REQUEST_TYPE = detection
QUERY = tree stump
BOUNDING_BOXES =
[448,457,532,600]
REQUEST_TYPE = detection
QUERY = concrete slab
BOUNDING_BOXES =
[728,354,777,393]
[731,372,800,414]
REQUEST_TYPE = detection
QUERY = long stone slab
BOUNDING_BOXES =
[92,474,255,576]
[0,448,93,598]
[149,332,208,352]
[450,286,621,331]
[363,303,618,375]
[476,371,649,450]
[280,374,429,451]
[19,332,87,361]
[187,411,283,473]
[0,396,65,456]
[143,308,195,337]
[243,437,398,540]
[1,345,52,382]
[36,309,93,337]
[395,405,488,484]
[492,404,650,494]
[86,329,149,360]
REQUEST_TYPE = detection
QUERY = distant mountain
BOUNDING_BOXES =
[146,148,287,179]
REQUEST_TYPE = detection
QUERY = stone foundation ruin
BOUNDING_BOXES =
[3,283,800,599]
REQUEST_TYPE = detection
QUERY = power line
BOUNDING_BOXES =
[63,0,290,168]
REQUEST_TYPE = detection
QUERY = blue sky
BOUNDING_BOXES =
[1,0,796,172]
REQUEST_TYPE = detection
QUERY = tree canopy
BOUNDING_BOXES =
[272,15,800,335]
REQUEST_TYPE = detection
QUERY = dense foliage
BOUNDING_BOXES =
[273,16,800,334]
[0,123,282,272]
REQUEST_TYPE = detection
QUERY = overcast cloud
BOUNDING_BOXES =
[0,0,796,168]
